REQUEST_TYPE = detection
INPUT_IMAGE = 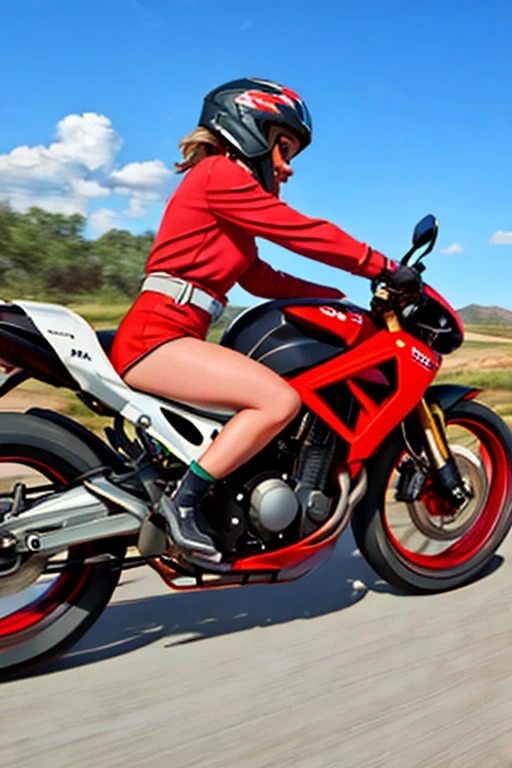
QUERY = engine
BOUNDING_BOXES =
[206,414,338,555]
[248,477,299,538]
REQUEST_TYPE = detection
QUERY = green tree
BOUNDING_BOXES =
[90,229,154,299]
[0,204,155,301]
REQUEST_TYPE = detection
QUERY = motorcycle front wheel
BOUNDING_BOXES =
[351,400,512,594]
[0,413,126,678]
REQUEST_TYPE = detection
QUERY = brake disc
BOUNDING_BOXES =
[406,444,488,541]
[0,554,49,597]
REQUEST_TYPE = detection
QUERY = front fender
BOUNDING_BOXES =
[424,384,480,413]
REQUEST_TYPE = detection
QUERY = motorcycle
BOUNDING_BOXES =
[1,214,511,677]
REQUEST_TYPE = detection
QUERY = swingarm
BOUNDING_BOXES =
[0,474,148,558]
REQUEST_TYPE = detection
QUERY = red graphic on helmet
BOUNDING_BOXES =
[280,86,302,103]
[235,90,298,114]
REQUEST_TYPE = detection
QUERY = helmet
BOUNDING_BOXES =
[199,78,312,194]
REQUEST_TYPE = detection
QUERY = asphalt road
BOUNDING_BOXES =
[2,528,512,768]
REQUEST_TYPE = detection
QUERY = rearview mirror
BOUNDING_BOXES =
[412,215,438,249]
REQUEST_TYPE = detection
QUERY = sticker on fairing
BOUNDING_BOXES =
[320,306,363,324]
[411,346,439,372]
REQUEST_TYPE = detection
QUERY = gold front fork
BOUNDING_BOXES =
[415,399,450,470]
[378,292,450,471]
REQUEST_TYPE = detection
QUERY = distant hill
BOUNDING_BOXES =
[457,305,512,325]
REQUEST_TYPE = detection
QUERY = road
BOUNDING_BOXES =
[2,528,512,768]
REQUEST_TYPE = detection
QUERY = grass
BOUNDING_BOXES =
[67,301,131,329]
[465,324,512,339]
[62,397,112,434]
[437,367,512,391]
[458,341,512,352]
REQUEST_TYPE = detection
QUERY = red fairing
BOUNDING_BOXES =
[289,329,439,464]
[233,321,441,573]
[284,304,376,347]
[423,284,464,342]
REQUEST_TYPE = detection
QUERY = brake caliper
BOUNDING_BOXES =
[395,456,427,502]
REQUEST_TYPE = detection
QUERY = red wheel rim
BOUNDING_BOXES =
[383,418,511,570]
[0,457,90,643]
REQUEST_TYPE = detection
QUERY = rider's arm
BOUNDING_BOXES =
[237,256,344,300]
[205,156,389,280]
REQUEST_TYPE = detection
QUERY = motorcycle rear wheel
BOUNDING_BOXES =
[351,400,512,594]
[0,413,126,678]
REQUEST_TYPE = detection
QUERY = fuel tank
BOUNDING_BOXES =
[221,298,372,377]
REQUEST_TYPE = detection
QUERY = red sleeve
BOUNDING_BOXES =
[238,257,345,300]
[205,156,388,280]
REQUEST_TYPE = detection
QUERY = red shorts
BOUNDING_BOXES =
[109,291,211,376]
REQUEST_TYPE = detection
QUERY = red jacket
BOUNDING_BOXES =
[146,155,387,301]
[110,154,389,375]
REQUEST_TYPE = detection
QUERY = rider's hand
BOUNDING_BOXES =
[371,263,424,321]
[372,263,423,300]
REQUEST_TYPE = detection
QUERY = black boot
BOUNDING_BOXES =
[158,466,221,561]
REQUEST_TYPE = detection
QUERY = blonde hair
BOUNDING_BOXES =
[174,127,227,173]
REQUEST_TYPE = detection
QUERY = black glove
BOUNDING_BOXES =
[371,264,424,317]
[372,264,423,301]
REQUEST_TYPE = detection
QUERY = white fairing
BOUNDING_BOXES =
[15,301,233,465]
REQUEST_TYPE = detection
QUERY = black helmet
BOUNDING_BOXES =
[199,78,312,194]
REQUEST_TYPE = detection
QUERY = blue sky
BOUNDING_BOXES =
[1,0,511,310]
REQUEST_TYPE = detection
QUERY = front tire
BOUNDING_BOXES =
[0,413,126,678]
[351,400,512,594]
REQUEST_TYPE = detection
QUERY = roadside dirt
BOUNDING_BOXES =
[442,345,512,372]
[0,384,68,414]
[464,331,512,344]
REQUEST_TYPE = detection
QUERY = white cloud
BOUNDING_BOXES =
[440,243,464,255]
[89,208,118,236]
[0,113,172,228]
[111,160,172,219]
[123,197,147,218]
[111,160,172,194]
[70,178,111,198]
[489,231,512,245]
[49,113,122,171]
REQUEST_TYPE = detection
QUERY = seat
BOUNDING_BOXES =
[96,329,117,357]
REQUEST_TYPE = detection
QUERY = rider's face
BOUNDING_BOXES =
[271,131,301,196]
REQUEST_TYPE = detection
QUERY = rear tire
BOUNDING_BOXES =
[0,413,126,678]
[351,400,512,594]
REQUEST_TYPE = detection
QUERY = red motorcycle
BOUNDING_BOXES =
[0,214,511,676]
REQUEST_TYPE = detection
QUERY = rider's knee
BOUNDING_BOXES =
[270,384,302,425]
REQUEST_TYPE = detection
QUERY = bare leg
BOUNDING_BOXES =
[124,338,302,478]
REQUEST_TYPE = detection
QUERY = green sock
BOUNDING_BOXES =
[173,460,217,509]
[190,460,217,484]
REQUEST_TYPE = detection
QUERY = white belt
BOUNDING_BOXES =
[141,273,225,322]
